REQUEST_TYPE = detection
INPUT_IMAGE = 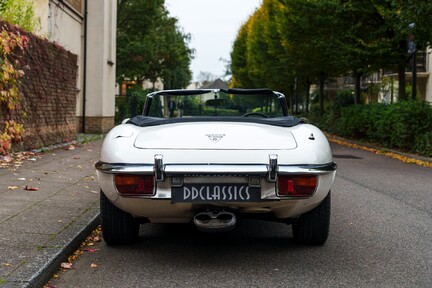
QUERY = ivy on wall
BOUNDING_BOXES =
[1,20,79,153]
[0,24,28,155]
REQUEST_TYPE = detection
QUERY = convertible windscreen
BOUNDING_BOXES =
[146,90,285,118]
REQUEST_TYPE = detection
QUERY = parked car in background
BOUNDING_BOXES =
[96,89,337,245]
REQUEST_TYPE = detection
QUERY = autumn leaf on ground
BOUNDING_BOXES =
[8,186,19,190]
[2,155,13,163]
[24,185,39,191]
[84,248,97,253]
[65,145,75,150]
[2,263,12,266]
[60,262,72,269]
[90,263,98,268]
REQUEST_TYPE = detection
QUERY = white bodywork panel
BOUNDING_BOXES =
[101,122,332,165]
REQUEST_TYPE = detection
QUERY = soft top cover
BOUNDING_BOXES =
[147,88,276,97]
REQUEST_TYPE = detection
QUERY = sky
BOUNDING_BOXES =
[164,0,263,82]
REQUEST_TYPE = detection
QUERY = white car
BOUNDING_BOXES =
[96,89,337,245]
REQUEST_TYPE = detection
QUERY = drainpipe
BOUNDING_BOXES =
[82,0,88,133]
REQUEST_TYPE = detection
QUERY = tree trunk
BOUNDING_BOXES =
[319,73,325,116]
[354,71,362,104]
[295,77,299,114]
[398,62,407,101]
[289,82,294,113]
[303,78,311,114]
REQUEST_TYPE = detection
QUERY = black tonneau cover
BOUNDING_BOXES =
[126,115,303,128]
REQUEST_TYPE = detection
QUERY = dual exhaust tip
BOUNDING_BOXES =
[193,211,236,233]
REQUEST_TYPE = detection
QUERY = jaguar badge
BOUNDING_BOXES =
[206,134,225,143]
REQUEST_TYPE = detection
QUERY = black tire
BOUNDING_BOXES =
[292,192,331,245]
[100,191,139,245]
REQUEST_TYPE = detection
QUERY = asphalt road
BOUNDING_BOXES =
[47,143,432,288]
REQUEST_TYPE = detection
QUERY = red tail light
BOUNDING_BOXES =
[115,174,154,195]
[277,175,317,197]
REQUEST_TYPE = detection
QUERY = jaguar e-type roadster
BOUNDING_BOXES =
[96,89,337,245]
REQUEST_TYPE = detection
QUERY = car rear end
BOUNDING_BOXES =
[95,89,337,245]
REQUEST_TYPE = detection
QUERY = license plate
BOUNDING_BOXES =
[171,184,261,203]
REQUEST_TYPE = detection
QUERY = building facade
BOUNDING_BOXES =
[34,0,117,133]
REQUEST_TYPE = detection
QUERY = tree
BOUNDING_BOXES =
[231,0,432,110]
[278,0,347,114]
[116,0,193,89]
[0,0,39,32]
[231,18,254,88]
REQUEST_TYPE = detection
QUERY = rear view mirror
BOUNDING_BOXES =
[205,99,227,107]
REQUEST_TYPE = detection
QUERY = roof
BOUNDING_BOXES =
[202,78,228,90]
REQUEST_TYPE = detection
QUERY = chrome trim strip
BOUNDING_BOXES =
[96,161,336,175]
[95,161,153,174]
[278,162,337,175]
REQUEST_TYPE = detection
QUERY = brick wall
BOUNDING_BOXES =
[1,21,78,151]
[76,116,114,134]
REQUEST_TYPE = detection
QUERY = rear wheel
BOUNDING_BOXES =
[100,191,139,245]
[292,192,331,245]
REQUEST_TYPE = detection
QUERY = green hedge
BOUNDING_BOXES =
[333,101,432,156]
[115,88,148,124]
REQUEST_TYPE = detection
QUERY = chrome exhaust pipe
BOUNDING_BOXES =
[193,211,236,233]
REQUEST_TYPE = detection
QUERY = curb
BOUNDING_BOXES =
[327,134,432,168]
[22,210,100,288]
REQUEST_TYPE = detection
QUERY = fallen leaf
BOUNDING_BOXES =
[2,263,12,266]
[17,178,26,181]
[83,248,97,253]
[90,263,98,268]
[24,185,39,191]
[93,236,101,242]
[60,262,72,269]
[8,186,19,190]
[2,155,13,163]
